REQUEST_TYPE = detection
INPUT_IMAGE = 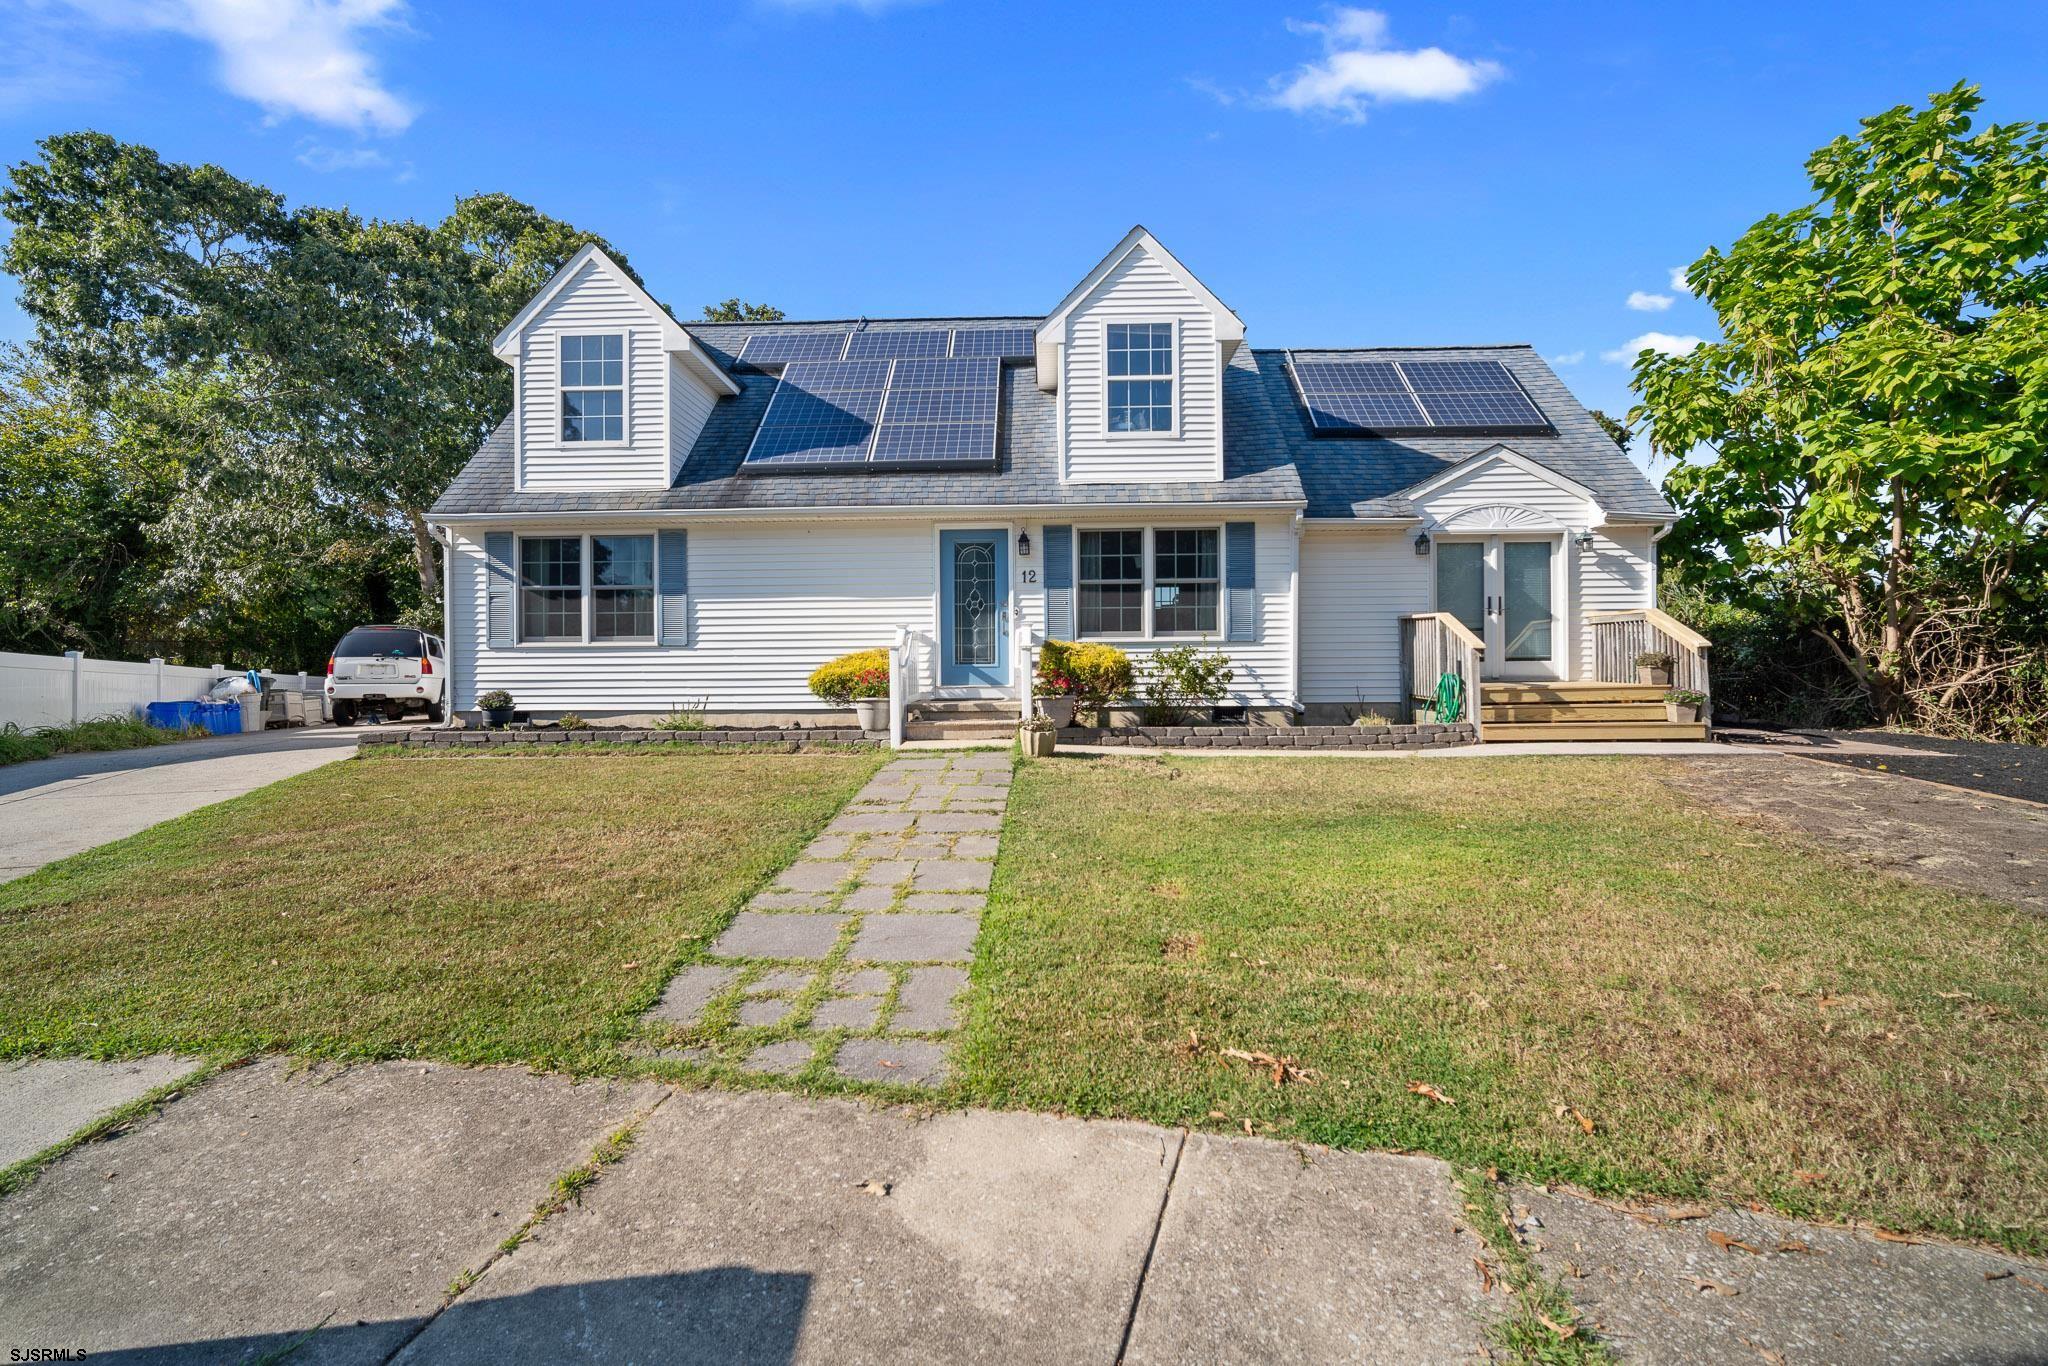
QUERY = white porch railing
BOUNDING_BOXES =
[1398,613,1486,739]
[1013,603,1037,727]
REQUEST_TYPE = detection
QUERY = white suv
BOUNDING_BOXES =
[326,626,446,725]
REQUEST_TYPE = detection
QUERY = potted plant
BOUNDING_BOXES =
[477,689,515,728]
[1039,639,1133,727]
[1019,711,1057,757]
[808,648,891,732]
[1664,688,1708,724]
[1635,650,1675,687]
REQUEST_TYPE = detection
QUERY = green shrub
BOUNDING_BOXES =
[477,689,513,710]
[1038,640,1132,718]
[652,698,709,731]
[1635,650,1675,670]
[808,649,891,704]
[557,712,590,730]
[1139,642,1236,724]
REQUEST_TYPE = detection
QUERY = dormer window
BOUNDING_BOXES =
[560,333,624,442]
[1105,322,1174,433]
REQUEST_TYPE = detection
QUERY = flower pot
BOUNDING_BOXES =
[1637,665,1672,687]
[1020,727,1056,757]
[483,706,514,728]
[1038,696,1076,729]
[854,698,888,732]
[1665,702,1699,724]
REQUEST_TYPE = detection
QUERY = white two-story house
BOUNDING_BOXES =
[429,227,1704,739]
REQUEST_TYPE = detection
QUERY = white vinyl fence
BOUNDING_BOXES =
[0,649,321,731]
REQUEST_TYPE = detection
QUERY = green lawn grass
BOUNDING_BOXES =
[0,749,882,1069]
[954,753,2048,1256]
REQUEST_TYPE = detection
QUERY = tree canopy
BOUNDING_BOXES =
[1635,83,2048,738]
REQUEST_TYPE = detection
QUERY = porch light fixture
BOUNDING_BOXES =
[1017,531,1032,558]
[1413,532,1431,557]
[1574,529,1596,551]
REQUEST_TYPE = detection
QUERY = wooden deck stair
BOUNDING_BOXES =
[1478,682,1706,743]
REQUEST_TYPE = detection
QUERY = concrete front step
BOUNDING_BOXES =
[908,700,1018,719]
[1483,721,1708,742]
[904,723,1019,741]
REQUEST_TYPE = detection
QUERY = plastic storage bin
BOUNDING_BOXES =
[197,700,242,735]
[238,692,265,733]
[143,700,202,731]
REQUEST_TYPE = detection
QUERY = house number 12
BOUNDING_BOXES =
[1020,569,1038,584]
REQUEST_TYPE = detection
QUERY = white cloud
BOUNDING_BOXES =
[66,0,416,133]
[1625,290,1673,312]
[1668,265,1693,294]
[1549,350,1584,366]
[296,141,388,171]
[1602,332,1704,363]
[1268,7,1502,122]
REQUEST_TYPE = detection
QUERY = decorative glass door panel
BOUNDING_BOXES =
[1434,541,1485,640]
[1501,540,1554,663]
[939,529,1008,687]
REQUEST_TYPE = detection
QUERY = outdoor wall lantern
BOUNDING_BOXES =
[1413,532,1431,556]
[1574,529,1597,551]
[1017,530,1032,558]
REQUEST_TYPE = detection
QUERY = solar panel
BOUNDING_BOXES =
[949,326,1036,360]
[1289,359,1426,432]
[1287,356,1550,436]
[1397,360,1549,431]
[844,328,950,360]
[736,331,851,368]
[740,357,999,472]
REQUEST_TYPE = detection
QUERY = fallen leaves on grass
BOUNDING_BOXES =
[1537,1313,1578,1340]
[1221,1046,1320,1087]
[1709,1229,1765,1256]
[1793,1170,1826,1185]
[1552,1102,1595,1135]
[1406,1080,1455,1106]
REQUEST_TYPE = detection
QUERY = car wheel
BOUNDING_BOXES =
[332,701,357,726]
[424,700,445,724]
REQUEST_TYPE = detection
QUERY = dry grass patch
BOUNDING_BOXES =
[955,753,2048,1255]
[0,750,881,1069]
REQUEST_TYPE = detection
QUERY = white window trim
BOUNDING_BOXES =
[514,532,659,647]
[1073,524,1225,642]
[558,331,631,449]
[1101,319,1178,438]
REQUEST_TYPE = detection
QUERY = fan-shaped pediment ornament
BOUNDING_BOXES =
[1433,503,1563,531]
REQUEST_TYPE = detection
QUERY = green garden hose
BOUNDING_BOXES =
[1433,671,1465,724]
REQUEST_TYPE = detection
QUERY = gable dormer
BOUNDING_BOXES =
[1035,227,1244,484]
[492,244,737,492]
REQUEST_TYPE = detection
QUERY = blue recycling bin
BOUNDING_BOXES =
[143,700,203,731]
[197,700,242,735]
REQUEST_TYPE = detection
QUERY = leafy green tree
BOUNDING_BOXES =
[1588,408,1631,453]
[702,298,785,322]
[1634,84,2048,734]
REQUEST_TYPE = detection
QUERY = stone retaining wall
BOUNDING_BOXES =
[1060,723,1474,750]
[361,726,878,752]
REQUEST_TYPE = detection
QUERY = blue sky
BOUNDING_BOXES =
[2,0,2045,469]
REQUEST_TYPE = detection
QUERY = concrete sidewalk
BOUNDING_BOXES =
[1,1060,2041,1364]
[0,725,385,881]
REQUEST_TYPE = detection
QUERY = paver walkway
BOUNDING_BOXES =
[638,750,1011,1085]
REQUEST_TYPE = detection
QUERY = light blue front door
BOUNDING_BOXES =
[939,529,1008,687]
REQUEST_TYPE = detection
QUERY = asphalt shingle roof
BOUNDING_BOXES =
[431,319,1672,523]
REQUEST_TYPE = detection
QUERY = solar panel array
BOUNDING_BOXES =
[741,356,1000,473]
[1288,357,1551,436]
[732,326,1035,370]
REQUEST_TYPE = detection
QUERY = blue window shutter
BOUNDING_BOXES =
[1226,522,1256,642]
[659,529,690,646]
[484,533,515,648]
[1043,525,1073,641]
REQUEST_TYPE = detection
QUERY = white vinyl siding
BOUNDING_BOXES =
[669,356,719,479]
[1299,529,1432,703]
[452,522,938,713]
[1574,526,1656,677]
[516,258,669,491]
[1061,246,1222,483]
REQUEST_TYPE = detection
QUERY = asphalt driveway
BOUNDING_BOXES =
[0,726,390,882]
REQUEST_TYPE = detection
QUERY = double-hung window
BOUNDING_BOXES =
[1076,527,1222,638]
[518,534,656,643]
[1152,528,1219,635]
[1105,322,1174,433]
[1078,529,1145,635]
[561,333,624,442]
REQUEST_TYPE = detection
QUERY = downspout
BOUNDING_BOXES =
[1288,510,1304,718]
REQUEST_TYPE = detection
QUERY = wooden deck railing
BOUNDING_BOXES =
[1587,608,1713,715]
[1399,613,1485,739]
